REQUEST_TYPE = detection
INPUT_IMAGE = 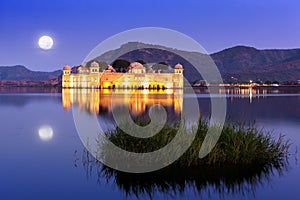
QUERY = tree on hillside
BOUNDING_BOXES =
[135,60,149,68]
[264,80,272,85]
[98,61,108,72]
[152,62,169,73]
[135,60,146,65]
[112,59,130,72]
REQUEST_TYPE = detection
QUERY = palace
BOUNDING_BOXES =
[62,61,184,89]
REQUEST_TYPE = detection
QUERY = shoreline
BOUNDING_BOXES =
[0,84,299,93]
[1,84,300,88]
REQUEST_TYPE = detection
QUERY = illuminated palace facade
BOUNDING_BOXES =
[62,61,184,89]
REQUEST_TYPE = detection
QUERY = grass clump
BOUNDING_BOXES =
[107,117,291,167]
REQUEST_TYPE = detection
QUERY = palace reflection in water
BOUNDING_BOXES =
[62,88,183,125]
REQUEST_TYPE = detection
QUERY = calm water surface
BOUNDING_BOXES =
[0,87,299,200]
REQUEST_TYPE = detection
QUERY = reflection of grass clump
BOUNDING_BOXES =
[108,118,290,167]
[77,118,291,199]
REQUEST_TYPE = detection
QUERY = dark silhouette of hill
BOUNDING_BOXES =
[0,65,61,81]
[95,42,300,82]
[211,45,300,82]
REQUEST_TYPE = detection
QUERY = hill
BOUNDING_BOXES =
[211,46,300,82]
[94,42,300,82]
[0,65,62,87]
[0,65,62,81]
[0,65,61,81]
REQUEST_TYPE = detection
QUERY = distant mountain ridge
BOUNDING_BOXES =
[95,42,300,82]
[1,42,300,83]
[0,65,61,81]
[211,45,300,82]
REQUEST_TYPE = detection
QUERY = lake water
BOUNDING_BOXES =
[0,87,299,200]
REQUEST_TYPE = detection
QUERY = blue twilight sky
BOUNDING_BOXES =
[0,0,300,71]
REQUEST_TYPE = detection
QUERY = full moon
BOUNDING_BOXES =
[38,125,54,141]
[38,35,54,50]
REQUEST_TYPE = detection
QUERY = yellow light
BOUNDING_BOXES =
[142,81,149,88]
[142,90,149,95]
[166,82,172,88]
[166,89,172,94]
[123,79,130,86]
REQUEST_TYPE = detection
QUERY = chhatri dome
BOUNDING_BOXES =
[128,62,146,74]
[63,65,71,70]
[174,63,183,69]
[129,62,145,69]
[90,61,99,68]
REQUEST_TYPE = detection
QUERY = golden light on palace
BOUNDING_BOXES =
[62,62,184,89]
[165,82,173,88]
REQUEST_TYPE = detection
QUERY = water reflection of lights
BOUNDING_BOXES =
[249,88,253,103]
[62,89,183,115]
[38,125,54,141]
